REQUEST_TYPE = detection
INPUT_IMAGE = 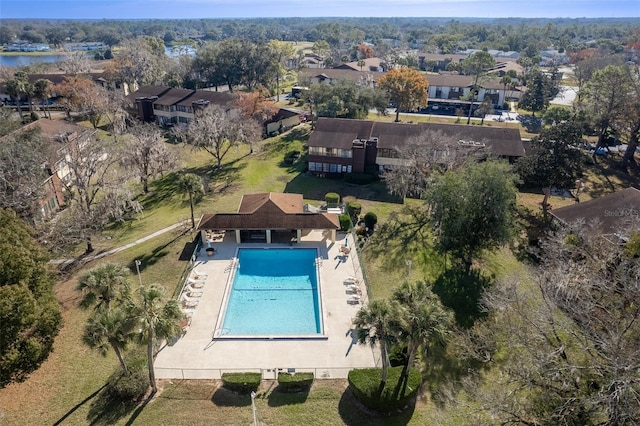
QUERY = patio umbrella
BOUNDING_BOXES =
[344,238,348,247]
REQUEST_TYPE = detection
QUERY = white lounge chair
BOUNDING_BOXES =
[192,269,209,280]
[185,290,203,298]
[187,277,205,287]
[344,276,359,285]
[182,299,198,309]
[347,296,360,305]
[345,284,361,295]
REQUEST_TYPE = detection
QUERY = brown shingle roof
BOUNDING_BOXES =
[550,187,640,235]
[239,193,303,214]
[152,87,192,106]
[198,192,339,231]
[309,118,525,157]
[176,90,234,108]
[125,85,171,102]
[297,68,386,84]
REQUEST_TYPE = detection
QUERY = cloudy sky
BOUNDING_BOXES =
[1,0,638,19]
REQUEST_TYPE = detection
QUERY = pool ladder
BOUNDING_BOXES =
[315,257,323,266]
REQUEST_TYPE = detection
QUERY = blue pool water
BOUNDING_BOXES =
[221,248,322,336]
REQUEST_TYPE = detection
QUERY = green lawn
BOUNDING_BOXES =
[3,117,634,424]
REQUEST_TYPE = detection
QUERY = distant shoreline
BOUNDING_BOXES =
[0,50,68,56]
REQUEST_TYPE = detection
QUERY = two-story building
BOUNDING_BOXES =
[426,73,522,112]
[1,119,95,221]
[126,86,235,126]
[307,118,525,177]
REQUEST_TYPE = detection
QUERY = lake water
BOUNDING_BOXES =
[0,46,194,68]
[0,54,69,68]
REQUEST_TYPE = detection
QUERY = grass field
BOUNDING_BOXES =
[1,115,638,424]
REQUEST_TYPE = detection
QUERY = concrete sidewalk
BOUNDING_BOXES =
[50,220,191,267]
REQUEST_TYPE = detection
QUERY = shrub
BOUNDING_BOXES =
[284,150,300,165]
[339,214,351,231]
[277,372,314,392]
[105,357,149,401]
[30,111,39,121]
[348,366,421,413]
[344,172,377,185]
[363,211,377,230]
[347,202,362,222]
[221,372,261,394]
[325,192,340,207]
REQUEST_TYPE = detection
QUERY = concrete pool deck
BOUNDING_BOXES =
[154,231,378,380]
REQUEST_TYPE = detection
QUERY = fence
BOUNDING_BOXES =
[155,366,363,380]
[171,230,204,300]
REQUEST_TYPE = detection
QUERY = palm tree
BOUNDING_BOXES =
[33,79,52,119]
[357,59,366,71]
[76,263,131,311]
[392,281,453,382]
[353,299,398,387]
[177,173,203,229]
[83,307,134,374]
[130,284,183,394]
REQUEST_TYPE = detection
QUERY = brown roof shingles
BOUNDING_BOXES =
[198,192,339,231]
[550,187,640,235]
[309,118,525,158]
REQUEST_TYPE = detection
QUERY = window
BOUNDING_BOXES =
[308,162,318,171]
[330,163,338,173]
[323,163,330,172]
[347,165,352,173]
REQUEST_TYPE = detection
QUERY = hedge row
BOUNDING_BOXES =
[277,372,314,392]
[348,366,421,413]
[221,372,261,394]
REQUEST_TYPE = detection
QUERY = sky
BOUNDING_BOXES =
[1,0,638,20]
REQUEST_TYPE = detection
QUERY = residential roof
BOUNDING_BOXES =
[297,68,386,84]
[125,85,171,102]
[175,90,234,108]
[152,87,193,106]
[308,118,525,157]
[267,108,301,123]
[197,192,340,231]
[336,57,386,71]
[550,187,640,235]
[426,73,521,91]
[238,192,303,214]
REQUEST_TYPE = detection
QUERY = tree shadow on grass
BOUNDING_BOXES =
[266,385,310,407]
[85,387,143,426]
[125,235,181,273]
[337,387,415,426]
[53,384,108,425]
[432,266,493,329]
[284,173,403,204]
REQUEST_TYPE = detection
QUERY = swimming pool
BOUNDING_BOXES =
[218,248,324,337]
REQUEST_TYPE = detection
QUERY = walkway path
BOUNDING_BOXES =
[50,220,191,267]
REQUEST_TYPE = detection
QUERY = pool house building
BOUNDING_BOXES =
[197,192,340,244]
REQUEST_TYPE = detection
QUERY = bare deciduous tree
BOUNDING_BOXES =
[178,105,259,168]
[382,130,483,199]
[120,123,177,193]
[462,224,640,425]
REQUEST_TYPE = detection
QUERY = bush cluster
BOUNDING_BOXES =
[106,358,149,401]
[347,202,362,221]
[363,211,377,230]
[348,366,421,413]
[277,372,314,392]
[325,192,340,206]
[339,214,351,231]
[221,372,261,394]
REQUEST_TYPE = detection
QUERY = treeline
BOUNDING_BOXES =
[1,17,638,53]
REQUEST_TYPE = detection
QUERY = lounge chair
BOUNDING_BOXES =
[192,269,208,280]
[187,277,205,287]
[185,284,203,294]
[182,299,198,309]
[344,276,359,285]
[189,281,204,288]
[345,284,361,295]
[186,290,203,298]
[347,296,360,305]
